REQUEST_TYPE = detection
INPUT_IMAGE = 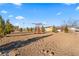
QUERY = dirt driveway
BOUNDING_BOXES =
[0,32,79,56]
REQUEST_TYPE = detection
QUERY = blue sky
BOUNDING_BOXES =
[0,3,79,28]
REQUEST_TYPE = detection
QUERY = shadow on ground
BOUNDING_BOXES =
[0,34,53,53]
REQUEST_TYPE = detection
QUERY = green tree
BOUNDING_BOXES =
[19,28,23,32]
[0,15,5,37]
[5,19,13,34]
[30,27,33,32]
[41,26,45,33]
[26,27,29,32]
[52,26,57,33]
[64,25,69,33]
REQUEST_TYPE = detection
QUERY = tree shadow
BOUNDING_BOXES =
[6,33,32,37]
[0,34,53,53]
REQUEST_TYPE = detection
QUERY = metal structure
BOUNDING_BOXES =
[32,23,45,34]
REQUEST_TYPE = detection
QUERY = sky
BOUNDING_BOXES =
[0,3,79,28]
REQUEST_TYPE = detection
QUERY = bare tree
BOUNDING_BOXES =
[62,18,79,28]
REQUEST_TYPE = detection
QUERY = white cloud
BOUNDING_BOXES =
[1,10,7,14]
[15,16,25,20]
[14,23,20,26]
[8,15,13,18]
[57,12,62,16]
[64,3,76,5]
[12,3,22,6]
[76,6,79,11]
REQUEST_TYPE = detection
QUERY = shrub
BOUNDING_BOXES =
[52,26,57,33]
[64,25,69,33]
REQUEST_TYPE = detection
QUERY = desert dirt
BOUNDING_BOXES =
[0,32,79,56]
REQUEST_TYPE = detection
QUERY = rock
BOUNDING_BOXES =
[49,52,54,56]
[46,50,49,53]
[51,52,54,55]
[42,49,45,52]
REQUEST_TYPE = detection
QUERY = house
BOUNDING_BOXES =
[56,26,63,32]
[45,26,63,32]
[69,27,79,32]
[45,26,53,32]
